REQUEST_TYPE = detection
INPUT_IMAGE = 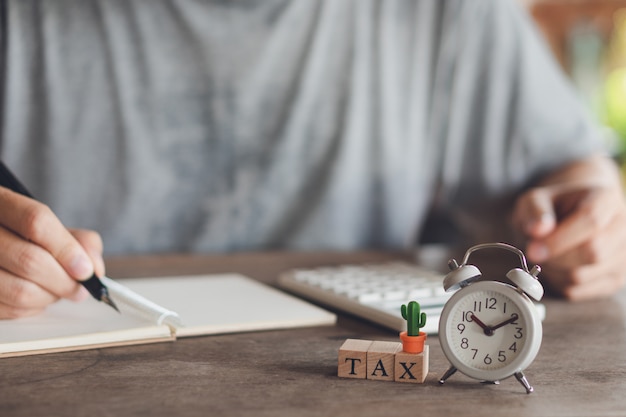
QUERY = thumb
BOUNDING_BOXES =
[512,187,558,239]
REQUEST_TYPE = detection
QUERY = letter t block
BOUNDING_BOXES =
[338,339,373,379]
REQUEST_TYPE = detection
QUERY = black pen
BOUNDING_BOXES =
[0,160,119,312]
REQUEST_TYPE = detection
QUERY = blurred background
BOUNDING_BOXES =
[522,0,626,176]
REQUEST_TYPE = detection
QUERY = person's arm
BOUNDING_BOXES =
[0,187,105,318]
[512,154,626,300]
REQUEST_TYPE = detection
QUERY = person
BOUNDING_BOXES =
[0,0,624,319]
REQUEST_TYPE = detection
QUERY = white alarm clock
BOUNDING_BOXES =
[438,243,544,394]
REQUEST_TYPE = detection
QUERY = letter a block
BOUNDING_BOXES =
[394,345,429,383]
[367,341,402,381]
[338,339,373,379]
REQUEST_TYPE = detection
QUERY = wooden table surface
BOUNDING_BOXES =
[1,251,625,417]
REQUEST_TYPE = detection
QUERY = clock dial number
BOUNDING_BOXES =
[471,297,508,314]
[469,312,519,336]
[469,313,489,331]
[491,313,519,331]
[462,311,474,322]
[440,278,543,392]
[450,291,527,370]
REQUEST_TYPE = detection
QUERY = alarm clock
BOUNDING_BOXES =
[438,243,544,394]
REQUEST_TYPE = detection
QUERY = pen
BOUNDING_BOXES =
[0,160,119,312]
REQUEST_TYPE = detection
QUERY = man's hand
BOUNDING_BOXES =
[0,187,105,318]
[512,155,626,300]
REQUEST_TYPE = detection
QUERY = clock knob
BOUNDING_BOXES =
[443,259,481,292]
[506,266,544,301]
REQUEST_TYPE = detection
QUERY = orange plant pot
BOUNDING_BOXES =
[399,331,427,354]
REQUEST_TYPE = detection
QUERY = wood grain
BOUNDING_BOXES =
[1,251,625,417]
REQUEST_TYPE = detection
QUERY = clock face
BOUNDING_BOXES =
[439,281,542,382]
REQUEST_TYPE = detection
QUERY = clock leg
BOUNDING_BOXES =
[514,371,534,394]
[438,366,457,385]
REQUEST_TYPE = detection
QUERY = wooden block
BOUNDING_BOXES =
[394,345,429,383]
[367,341,401,381]
[338,339,373,379]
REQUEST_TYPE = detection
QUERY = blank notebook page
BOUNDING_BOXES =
[119,274,337,337]
[0,297,171,353]
[0,273,335,356]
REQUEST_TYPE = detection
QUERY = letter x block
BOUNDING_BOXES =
[394,345,429,383]
[338,339,373,379]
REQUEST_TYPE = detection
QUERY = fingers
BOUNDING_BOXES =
[517,185,622,263]
[0,226,88,302]
[70,228,105,278]
[513,178,626,301]
[541,260,626,301]
[512,187,557,238]
[0,304,44,319]
[546,207,626,268]
[564,274,626,301]
[0,269,57,317]
[0,188,95,280]
[541,207,626,300]
[0,188,105,318]
[534,187,617,261]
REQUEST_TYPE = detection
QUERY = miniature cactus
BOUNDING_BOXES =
[401,301,427,336]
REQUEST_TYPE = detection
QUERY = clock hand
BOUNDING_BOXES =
[469,313,494,336]
[491,314,519,332]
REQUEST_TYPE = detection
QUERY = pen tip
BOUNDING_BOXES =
[101,293,120,313]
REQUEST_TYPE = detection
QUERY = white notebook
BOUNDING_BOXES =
[0,274,336,358]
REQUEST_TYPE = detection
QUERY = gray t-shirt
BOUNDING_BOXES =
[0,0,604,254]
